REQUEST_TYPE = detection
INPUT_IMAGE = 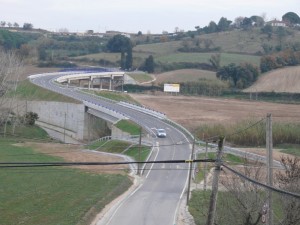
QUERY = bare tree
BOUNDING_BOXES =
[276,156,300,225]
[218,161,266,225]
[0,50,23,135]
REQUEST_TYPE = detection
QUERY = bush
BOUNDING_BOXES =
[24,112,39,125]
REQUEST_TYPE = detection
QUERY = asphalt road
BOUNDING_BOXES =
[30,73,192,225]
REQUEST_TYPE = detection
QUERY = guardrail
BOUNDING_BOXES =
[91,135,153,147]
[118,101,166,120]
[84,100,128,121]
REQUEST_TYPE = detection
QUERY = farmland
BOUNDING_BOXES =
[244,66,300,93]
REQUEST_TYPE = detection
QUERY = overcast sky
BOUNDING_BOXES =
[0,0,298,34]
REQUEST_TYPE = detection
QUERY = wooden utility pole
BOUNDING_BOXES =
[204,141,208,191]
[187,136,196,205]
[266,114,273,225]
[63,112,67,143]
[137,127,142,175]
[206,136,224,225]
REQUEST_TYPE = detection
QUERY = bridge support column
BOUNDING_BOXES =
[109,76,112,91]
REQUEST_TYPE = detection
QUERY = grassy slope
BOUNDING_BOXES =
[0,135,132,225]
[15,79,79,103]
[155,69,217,83]
[156,52,260,67]
[244,66,300,93]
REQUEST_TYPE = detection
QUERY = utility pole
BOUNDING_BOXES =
[206,136,224,225]
[137,127,142,175]
[204,141,208,191]
[187,136,196,205]
[266,114,273,225]
[63,112,66,143]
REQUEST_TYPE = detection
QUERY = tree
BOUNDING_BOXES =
[106,34,133,70]
[241,17,253,30]
[261,24,273,39]
[24,112,39,125]
[208,21,218,33]
[125,49,132,70]
[234,16,244,28]
[276,156,300,225]
[220,161,266,225]
[217,63,240,87]
[7,22,12,28]
[282,12,300,25]
[217,17,232,32]
[13,22,19,28]
[276,27,287,49]
[0,51,23,134]
[217,63,259,88]
[209,54,221,70]
[250,15,265,27]
[142,55,154,73]
[23,23,33,30]
[0,21,6,27]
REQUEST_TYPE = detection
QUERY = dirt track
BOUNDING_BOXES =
[130,94,300,130]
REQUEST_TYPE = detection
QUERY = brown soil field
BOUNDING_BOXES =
[130,94,300,130]
[244,66,300,93]
[154,69,217,84]
[22,142,128,175]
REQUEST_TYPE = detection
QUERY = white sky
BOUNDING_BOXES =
[0,0,298,34]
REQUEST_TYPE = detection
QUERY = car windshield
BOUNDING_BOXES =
[158,129,165,133]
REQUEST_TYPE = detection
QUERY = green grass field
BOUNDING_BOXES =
[14,80,78,103]
[0,139,132,225]
[127,72,153,83]
[86,90,140,104]
[115,119,141,135]
[156,52,260,67]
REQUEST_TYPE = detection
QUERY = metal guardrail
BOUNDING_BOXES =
[91,135,153,147]
[84,100,128,121]
[118,101,166,120]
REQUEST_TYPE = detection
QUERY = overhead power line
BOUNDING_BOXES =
[222,163,300,199]
[0,158,216,168]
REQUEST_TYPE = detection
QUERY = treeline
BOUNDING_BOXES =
[179,79,228,96]
[0,29,40,50]
[260,49,300,72]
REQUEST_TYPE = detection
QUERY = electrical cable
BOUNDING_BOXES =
[221,163,300,199]
[202,117,266,142]
[0,158,215,168]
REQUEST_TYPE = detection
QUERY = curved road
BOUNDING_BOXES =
[30,73,192,225]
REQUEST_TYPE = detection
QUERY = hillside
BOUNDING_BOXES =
[244,66,300,93]
[154,69,217,84]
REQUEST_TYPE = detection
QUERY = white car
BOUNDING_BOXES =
[157,128,167,138]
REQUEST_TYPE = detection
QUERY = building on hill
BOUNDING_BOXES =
[268,19,288,27]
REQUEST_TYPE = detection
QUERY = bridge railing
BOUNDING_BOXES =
[118,101,166,120]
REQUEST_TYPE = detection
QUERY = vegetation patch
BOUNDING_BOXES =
[0,140,132,225]
[127,72,153,83]
[15,80,78,103]
[86,90,140,104]
[125,145,151,162]
[195,119,300,147]
[156,52,260,67]
[115,119,141,135]
[0,124,50,141]
[276,144,300,156]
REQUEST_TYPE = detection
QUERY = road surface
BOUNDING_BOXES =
[30,72,192,225]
